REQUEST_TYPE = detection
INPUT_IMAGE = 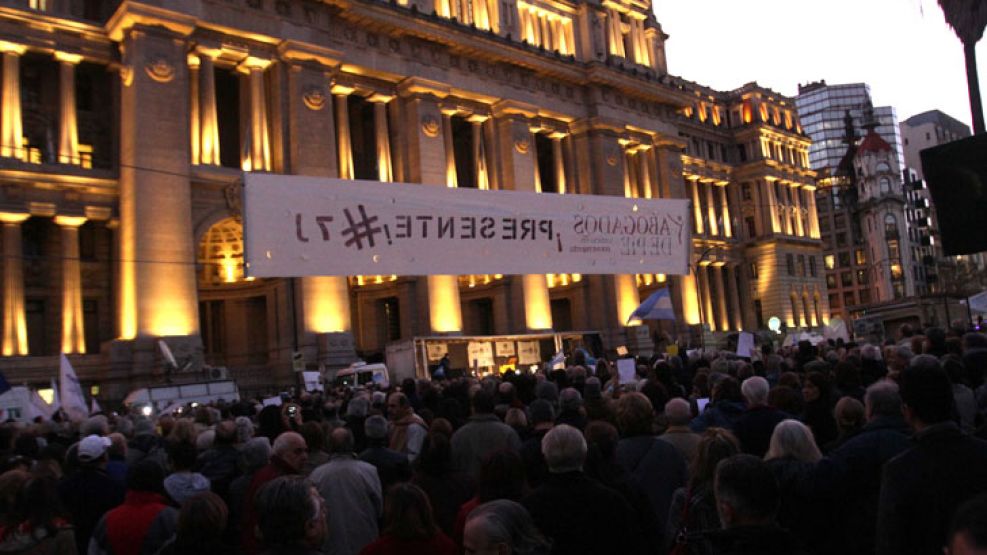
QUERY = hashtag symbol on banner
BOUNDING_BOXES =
[341,205,383,250]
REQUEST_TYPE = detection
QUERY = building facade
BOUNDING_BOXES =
[0,0,825,399]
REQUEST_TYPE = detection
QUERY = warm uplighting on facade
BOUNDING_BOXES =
[428,275,463,333]
[304,276,351,333]
[615,274,641,326]
[523,274,553,331]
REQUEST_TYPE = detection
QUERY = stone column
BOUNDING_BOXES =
[690,178,704,234]
[637,147,653,199]
[713,265,729,332]
[197,49,221,166]
[187,54,201,165]
[704,180,719,236]
[332,85,354,179]
[719,183,732,238]
[0,213,28,356]
[698,265,714,332]
[469,115,490,190]
[614,273,641,326]
[114,19,200,340]
[0,42,25,160]
[369,94,394,182]
[726,265,743,331]
[552,133,566,194]
[56,216,87,353]
[56,52,82,165]
[791,183,805,237]
[241,57,272,172]
[428,275,463,333]
[763,178,780,233]
[806,186,820,239]
[678,272,701,326]
[442,111,457,188]
[522,274,552,331]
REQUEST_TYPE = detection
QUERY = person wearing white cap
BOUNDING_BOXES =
[57,435,126,555]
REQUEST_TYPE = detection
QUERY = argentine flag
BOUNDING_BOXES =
[627,288,675,323]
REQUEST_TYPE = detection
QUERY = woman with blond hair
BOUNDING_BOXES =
[765,420,838,554]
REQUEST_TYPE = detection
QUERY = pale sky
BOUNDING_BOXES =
[653,0,986,130]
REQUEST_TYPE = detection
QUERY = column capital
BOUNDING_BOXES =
[54,51,83,65]
[0,41,26,56]
[237,56,272,74]
[396,77,450,100]
[0,212,29,224]
[330,84,355,96]
[277,40,343,70]
[54,215,88,228]
[106,2,197,41]
[367,93,395,104]
[186,52,200,68]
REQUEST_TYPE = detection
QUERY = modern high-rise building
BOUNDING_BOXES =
[796,81,904,176]
[796,82,918,320]
[900,110,971,180]
[0,0,826,400]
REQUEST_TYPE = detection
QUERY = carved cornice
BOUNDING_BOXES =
[106,1,197,41]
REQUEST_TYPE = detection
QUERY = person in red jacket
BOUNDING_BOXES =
[360,483,456,555]
[88,459,178,555]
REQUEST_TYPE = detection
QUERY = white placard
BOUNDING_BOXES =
[495,341,516,357]
[617,358,637,383]
[302,371,323,392]
[467,342,495,367]
[697,397,710,414]
[426,342,449,362]
[517,341,541,365]
[736,332,755,358]
[243,175,690,277]
[262,396,283,407]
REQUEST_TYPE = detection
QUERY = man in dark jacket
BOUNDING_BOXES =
[359,415,411,492]
[830,380,912,555]
[708,454,806,555]
[89,459,178,555]
[522,424,641,555]
[196,420,241,500]
[877,356,987,555]
[614,393,687,537]
[451,389,521,477]
[58,434,126,555]
[519,399,554,489]
[733,377,789,457]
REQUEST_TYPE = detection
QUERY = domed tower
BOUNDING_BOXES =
[854,105,915,301]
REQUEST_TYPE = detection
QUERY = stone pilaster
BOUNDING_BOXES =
[56,52,82,165]
[0,213,29,356]
[0,42,25,160]
[56,216,87,353]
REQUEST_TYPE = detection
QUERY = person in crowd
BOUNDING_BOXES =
[614,392,687,537]
[554,389,586,431]
[359,483,456,555]
[945,493,987,555]
[824,396,865,452]
[360,415,412,492]
[300,421,330,476]
[943,354,978,433]
[665,428,740,555]
[196,420,240,499]
[518,400,553,490]
[0,476,76,554]
[345,398,371,454]
[764,420,838,554]
[462,500,551,555]
[799,371,838,447]
[226,436,270,545]
[453,450,527,547]
[522,424,640,555]
[504,408,529,441]
[830,380,912,555]
[877,355,987,555]
[708,454,805,555]
[732,377,788,458]
[156,492,231,555]
[254,476,327,555]
[89,459,179,555]
[57,434,125,555]
[241,432,308,554]
[690,377,746,432]
[410,425,474,536]
[658,398,701,465]
[163,441,211,505]
[451,390,520,478]
[310,428,382,555]
[387,393,428,462]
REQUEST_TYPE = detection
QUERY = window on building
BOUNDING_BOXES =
[834,214,846,229]
[349,95,379,181]
[809,256,817,277]
[83,299,100,355]
[786,254,795,276]
[379,297,402,342]
[838,252,851,268]
[879,177,891,195]
[26,299,49,356]
[737,144,748,162]
[856,269,868,285]
[741,183,752,201]
[854,249,866,265]
[797,255,806,277]
[824,254,835,270]
[535,133,558,193]
[843,291,855,307]
[841,272,853,287]
[214,68,242,169]
[884,213,898,237]
[451,115,478,188]
[745,217,756,239]
[836,232,847,247]
[829,293,840,309]
[859,289,871,304]
[826,274,836,289]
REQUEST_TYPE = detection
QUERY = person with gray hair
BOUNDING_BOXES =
[360,414,412,492]
[521,424,641,554]
[829,380,912,555]
[733,376,789,458]
[658,398,701,465]
[254,476,327,554]
[309,428,382,555]
[464,500,551,555]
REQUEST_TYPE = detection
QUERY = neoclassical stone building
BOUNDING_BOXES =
[0,0,826,397]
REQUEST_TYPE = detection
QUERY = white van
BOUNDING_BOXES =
[123,380,240,416]
[334,363,390,389]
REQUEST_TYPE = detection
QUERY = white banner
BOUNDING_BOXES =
[243,175,690,277]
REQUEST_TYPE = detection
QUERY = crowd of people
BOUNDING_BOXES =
[3,322,987,554]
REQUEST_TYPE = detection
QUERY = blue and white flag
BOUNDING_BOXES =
[627,288,675,323]
[548,350,566,370]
